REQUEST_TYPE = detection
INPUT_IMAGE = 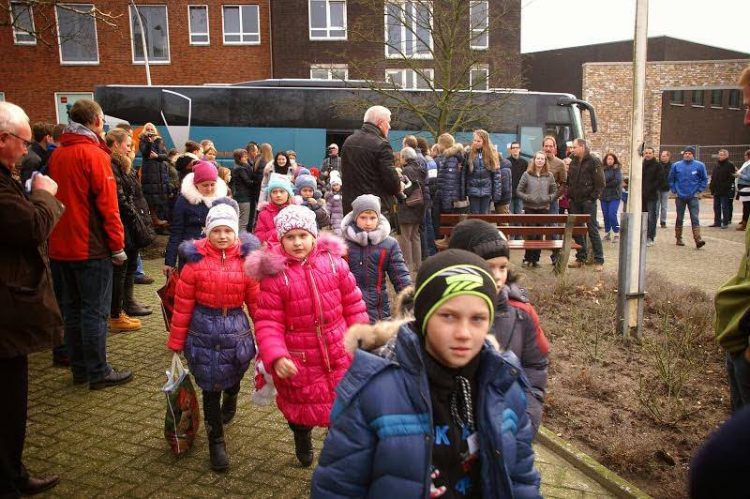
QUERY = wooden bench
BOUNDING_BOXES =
[437,213,591,274]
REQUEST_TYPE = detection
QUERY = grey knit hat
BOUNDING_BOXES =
[204,197,240,235]
[351,194,381,218]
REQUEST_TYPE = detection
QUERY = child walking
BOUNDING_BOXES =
[254,173,295,245]
[342,194,411,323]
[245,205,368,467]
[167,198,260,472]
[324,172,344,235]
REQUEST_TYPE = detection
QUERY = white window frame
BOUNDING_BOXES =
[308,0,347,40]
[470,64,489,90]
[187,5,210,45]
[129,4,171,65]
[385,68,433,90]
[222,5,260,45]
[384,1,433,60]
[470,0,489,50]
[310,64,348,80]
[10,1,36,45]
[55,4,100,65]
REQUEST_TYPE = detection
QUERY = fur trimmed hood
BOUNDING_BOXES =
[341,212,392,246]
[180,172,229,206]
[443,143,465,159]
[178,231,260,264]
[244,232,348,281]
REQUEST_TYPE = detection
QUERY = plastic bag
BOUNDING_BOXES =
[251,360,277,406]
[163,353,200,456]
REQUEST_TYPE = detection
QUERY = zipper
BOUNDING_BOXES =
[221,249,226,270]
[306,260,332,372]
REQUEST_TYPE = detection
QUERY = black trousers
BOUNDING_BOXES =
[0,355,28,497]
[111,248,139,317]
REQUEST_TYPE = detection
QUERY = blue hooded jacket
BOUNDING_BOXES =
[668,159,708,199]
[311,322,541,498]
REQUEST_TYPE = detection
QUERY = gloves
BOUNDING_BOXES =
[111,249,128,264]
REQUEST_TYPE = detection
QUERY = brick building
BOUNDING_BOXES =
[0,1,272,122]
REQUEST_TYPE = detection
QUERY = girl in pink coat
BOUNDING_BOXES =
[245,205,368,467]
[253,173,295,245]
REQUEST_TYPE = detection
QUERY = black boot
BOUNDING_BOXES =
[221,386,239,425]
[204,392,229,472]
[123,274,153,316]
[290,424,313,467]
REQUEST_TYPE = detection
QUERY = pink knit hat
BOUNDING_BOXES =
[192,160,218,184]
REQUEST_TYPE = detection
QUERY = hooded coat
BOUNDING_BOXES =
[167,232,260,391]
[466,153,502,199]
[325,189,344,235]
[341,212,412,323]
[164,173,229,267]
[254,197,295,245]
[245,234,369,427]
[436,144,467,212]
[139,134,171,207]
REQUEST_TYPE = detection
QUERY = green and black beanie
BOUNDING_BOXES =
[448,219,509,260]
[414,249,497,333]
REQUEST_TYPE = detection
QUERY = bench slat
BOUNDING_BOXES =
[438,226,588,236]
[440,214,590,225]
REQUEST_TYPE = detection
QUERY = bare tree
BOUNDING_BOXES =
[2,1,121,46]
[329,0,523,140]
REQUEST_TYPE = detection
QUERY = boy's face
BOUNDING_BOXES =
[300,187,314,198]
[281,229,315,259]
[355,210,379,232]
[270,188,289,206]
[486,256,509,290]
[208,226,236,250]
[425,294,490,369]
[196,180,216,196]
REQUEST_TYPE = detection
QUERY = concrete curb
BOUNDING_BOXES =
[537,426,652,499]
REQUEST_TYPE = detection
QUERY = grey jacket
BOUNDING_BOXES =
[516,170,557,210]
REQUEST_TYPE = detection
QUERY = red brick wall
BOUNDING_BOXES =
[0,0,272,122]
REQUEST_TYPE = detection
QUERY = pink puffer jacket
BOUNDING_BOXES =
[245,233,368,427]
[254,200,293,245]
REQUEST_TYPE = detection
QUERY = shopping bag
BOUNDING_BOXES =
[251,359,277,406]
[156,272,179,331]
[163,353,200,456]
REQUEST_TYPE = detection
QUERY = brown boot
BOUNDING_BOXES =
[692,227,706,248]
[109,312,141,332]
[737,222,747,232]
[675,226,685,246]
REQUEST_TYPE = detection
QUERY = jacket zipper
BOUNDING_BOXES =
[306,260,332,372]
[221,249,226,270]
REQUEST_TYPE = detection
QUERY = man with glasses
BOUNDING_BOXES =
[0,101,64,496]
[508,141,527,215]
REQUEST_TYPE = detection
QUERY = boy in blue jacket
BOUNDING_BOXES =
[312,250,541,498]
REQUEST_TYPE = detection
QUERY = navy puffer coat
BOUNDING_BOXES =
[342,212,411,323]
[466,152,502,199]
[436,144,466,212]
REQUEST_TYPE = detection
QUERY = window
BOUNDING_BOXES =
[691,90,704,107]
[309,0,346,40]
[669,90,684,106]
[130,5,170,63]
[470,1,488,50]
[470,65,488,90]
[710,89,722,108]
[385,1,432,59]
[0,92,5,102]
[56,4,99,64]
[10,2,36,45]
[222,5,260,44]
[310,64,348,80]
[729,89,741,109]
[385,68,433,90]
[188,5,209,45]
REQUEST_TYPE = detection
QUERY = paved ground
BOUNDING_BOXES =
[24,258,619,498]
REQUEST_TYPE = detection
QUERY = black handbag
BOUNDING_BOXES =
[123,196,156,249]
[405,182,424,207]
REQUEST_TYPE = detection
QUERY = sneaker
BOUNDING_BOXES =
[134,274,155,285]
[721,224,729,229]
[89,369,133,390]
[708,223,721,228]
[647,239,655,247]
[109,312,141,332]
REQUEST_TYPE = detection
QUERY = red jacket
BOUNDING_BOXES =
[254,200,294,245]
[245,233,369,427]
[48,124,124,260]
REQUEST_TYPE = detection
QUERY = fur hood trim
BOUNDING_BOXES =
[244,232,347,280]
[315,232,348,257]
[341,212,392,246]
[179,232,259,264]
[443,143,465,159]
[181,172,229,206]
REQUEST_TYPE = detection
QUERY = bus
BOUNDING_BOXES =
[94,79,597,167]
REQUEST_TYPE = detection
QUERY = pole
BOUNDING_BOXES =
[130,0,152,86]
[619,0,649,339]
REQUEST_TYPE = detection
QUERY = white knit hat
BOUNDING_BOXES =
[204,197,239,235]
[275,205,318,239]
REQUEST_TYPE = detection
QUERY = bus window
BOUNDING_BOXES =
[161,90,191,127]
[520,126,543,158]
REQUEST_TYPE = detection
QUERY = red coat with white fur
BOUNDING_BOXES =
[245,233,368,427]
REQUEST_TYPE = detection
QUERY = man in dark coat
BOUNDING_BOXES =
[0,101,64,497]
[341,106,401,216]
[567,138,605,269]
[508,141,528,214]
[641,147,663,245]
[709,149,737,228]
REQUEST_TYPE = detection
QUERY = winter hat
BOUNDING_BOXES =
[294,174,317,194]
[449,219,509,260]
[205,197,239,235]
[414,250,497,333]
[192,160,218,184]
[351,194,381,218]
[275,204,318,239]
[683,146,696,155]
[266,173,295,200]
[309,167,321,179]
[329,170,342,187]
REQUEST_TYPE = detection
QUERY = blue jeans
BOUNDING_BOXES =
[675,197,700,228]
[511,197,524,214]
[713,195,733,226]
[469,196,491,214]
[134,253,145,277]
[726,351,750,412]
[646,200,658,241]
[657,190,669,225]
[570,199,604,264]
[600,199,620,234]
[58,258,113,382]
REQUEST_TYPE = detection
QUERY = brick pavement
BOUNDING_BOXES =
[24,258,619,498]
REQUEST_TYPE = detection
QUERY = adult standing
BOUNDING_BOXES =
[668,146,708,248]
[566,139,605,269]
[244,141,261,230]
[641,147,663,246]
[735,149,750,232]
[341,106,401,216]
[466,129,501,214]
[709,149,736,229]
[494,154,513,215]
[47,99,133,390]
[543,136,567,263]
[600,153,623,242]
[516,151,557,267]
[320,143,341,195]
[139,122,171,230]
[657,150,672,228]
[508,141,528,214]
[0,101,64,496]
[19,122,53,183]
[397,147,427,273]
